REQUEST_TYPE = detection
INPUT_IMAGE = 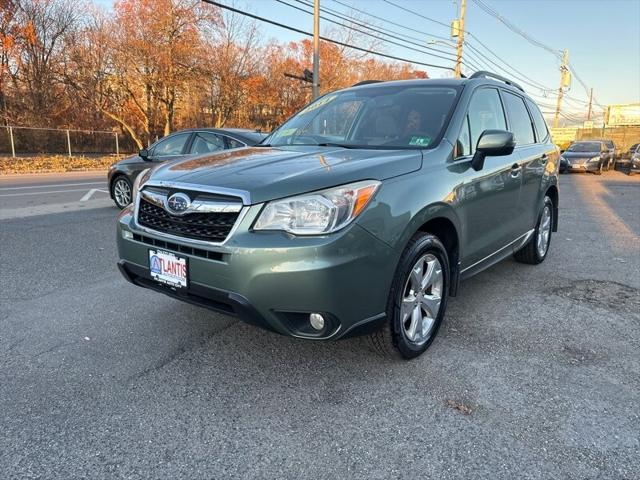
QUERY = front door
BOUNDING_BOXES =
[454,87,523,269]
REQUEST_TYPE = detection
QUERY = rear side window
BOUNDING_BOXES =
[526,99,549,142]
[503,92,535,145]
[226,137,246,149]
[190,132,225,154]
[461,88,507,155]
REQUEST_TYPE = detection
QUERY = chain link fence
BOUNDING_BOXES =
[0,126,138,157]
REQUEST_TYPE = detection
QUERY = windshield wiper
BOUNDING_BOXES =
[316,142,359,149]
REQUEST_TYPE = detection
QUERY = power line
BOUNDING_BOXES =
[299,0,447,51]
[330,0,452,42]
[201,1,454,71]
[381,0,451,29]
[374,0,559,93]
[471,0,561,58]
[276,0,457,62]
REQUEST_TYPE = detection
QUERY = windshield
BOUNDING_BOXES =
[266,85,459,149]
[567,142,600,152]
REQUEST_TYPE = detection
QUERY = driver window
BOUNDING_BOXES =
[465,88,506,155]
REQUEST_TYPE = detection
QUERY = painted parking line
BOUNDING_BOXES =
[0,181,106,191]
[80,188,109,201]
[0,188,95,197]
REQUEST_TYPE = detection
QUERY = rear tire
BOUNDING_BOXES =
[368,232,450,359]
[514,196,553,265]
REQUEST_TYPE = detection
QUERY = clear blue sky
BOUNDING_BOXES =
[96,0,640,122]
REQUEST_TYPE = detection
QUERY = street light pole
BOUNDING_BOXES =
[312,0,320,99]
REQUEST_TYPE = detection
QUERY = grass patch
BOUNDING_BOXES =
[0,155,122,174]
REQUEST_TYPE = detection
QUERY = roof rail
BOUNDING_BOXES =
[351,80,383,87]
[469,71,525,92]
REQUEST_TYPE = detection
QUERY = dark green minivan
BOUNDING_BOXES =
[116,72,559,359]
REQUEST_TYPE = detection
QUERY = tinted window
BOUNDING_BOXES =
[191,132,225,154]
[467,88,506,154]
[226,137,247,149]
[455,116,472,157]
[526,99,548,142]
[567,142,600,152]
[503,92,535,145]
[151,133,190,156]
[268,86,459,149]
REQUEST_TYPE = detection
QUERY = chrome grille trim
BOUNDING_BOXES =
[132,182,249,248]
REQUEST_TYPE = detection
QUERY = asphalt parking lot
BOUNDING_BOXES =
[1,170,638,479]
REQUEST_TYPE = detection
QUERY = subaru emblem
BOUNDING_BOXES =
[166,192,190,215]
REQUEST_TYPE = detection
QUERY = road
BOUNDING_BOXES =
[0,171,639,479]
[0,171,110,211]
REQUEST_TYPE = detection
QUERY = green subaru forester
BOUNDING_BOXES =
[117,72,559,359]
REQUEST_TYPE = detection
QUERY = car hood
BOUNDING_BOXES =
[147,146,423,204]
[114,154,144,165]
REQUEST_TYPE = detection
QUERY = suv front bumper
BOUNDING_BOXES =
[116,207,397,339]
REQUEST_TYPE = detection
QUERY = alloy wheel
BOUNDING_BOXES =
[536,205,552,258]
[401,254,443,345]
[113,178,132,207]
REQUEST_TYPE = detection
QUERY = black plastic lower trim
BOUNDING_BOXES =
[117,260,276,333]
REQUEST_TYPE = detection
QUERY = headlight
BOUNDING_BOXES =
[253,180,381,235]
[131,168,151,204]
[588,156,600,162]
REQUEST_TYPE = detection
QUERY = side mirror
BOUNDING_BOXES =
[471,129,515,171]
[139,148,150,160]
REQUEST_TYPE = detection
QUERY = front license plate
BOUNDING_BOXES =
[149,249,188,288]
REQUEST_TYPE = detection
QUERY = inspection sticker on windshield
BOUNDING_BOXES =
[409,136,431,146]
[149,249,187,288]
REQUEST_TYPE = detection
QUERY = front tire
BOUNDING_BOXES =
[111,176,133,209]
[369,233,450,359]
[514,196,553,265]
[595,162,603,175]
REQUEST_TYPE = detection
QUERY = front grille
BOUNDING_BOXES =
[137,197,240,243]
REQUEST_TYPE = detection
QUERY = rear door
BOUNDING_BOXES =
[455,87,523,267]
[503,93,552,234]
[189,131,227,155]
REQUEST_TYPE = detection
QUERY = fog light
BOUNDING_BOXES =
[122,230,133,240]
[309,313,325,330]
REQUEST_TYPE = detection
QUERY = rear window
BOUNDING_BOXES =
[526,99,549,142]
[502,91,535,145]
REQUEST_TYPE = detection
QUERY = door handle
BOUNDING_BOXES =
[540,154,548,164]
[510,163,521,177]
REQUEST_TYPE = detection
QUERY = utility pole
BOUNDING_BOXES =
[587,87,593,121]
[312,0,320,100]
[453,0,467,78]
[553,49,570,128]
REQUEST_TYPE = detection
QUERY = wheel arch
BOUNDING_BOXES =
[545,184,559,232]
[399,203,462,297]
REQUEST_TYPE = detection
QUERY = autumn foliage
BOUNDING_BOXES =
[1,0,428,148]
